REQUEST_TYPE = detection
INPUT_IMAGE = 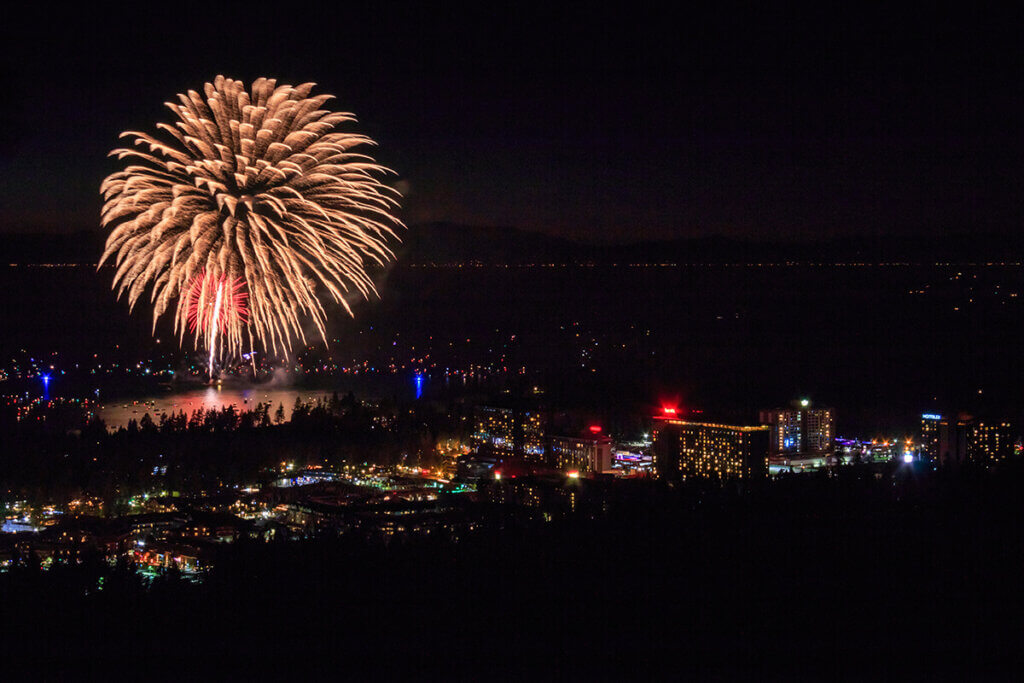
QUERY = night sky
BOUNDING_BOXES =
[2,4,1022,243]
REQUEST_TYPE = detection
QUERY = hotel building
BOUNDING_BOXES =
[548,430,614,474]
[653,418,769,481]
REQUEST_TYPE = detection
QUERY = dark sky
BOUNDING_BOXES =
[2,3,1022,243]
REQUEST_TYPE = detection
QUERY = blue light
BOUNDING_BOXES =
[413,372,424,399]
[922,413,942,420]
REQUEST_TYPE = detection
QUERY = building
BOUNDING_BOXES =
[767,451,830,474]
[759,401,834,459]
[473,406,515,454]
[126,512,189,542]
[653,418,769,482]
[969,419,1016,464]
[921,412,975,467]
[472,405,547,460]
[803,408,834,453]
[835,438,900,465]
[940,414,972,467]
[548,428,614,474]
[455,453,500,482]
[133,542,205,572]
[920,414,942,461]
[613,438,654,476]
[521,410,546,459]
[480,473,615,518]
[761,409,803,453]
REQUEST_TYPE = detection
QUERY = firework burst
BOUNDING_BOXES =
[99,75,403,374]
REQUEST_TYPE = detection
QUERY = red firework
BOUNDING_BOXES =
[186,272,249,334]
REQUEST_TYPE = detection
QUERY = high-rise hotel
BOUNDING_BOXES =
[920,412,1016,466]
[920,413,942,461]
[472,405,547,460]
[919,412,1016,466]
[758,400,834,458]
[653,415,769,481]
[970,419,1016,463]
[548,428,614,474]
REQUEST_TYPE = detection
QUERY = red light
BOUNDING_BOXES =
[662,406,677,416]
[589,425,602,433]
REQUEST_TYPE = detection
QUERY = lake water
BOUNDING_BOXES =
[6,262,1024,435]
[98,386,334,430]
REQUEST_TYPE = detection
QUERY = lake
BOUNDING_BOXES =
[98,386,334,430]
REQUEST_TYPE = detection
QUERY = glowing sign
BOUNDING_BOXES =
[589,425,602,434]
[922,414,942,420]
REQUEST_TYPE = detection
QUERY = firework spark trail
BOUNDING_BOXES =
[99,75,404,369]
[207,280,224,379]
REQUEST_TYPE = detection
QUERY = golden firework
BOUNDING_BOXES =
[100,75,403,373]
